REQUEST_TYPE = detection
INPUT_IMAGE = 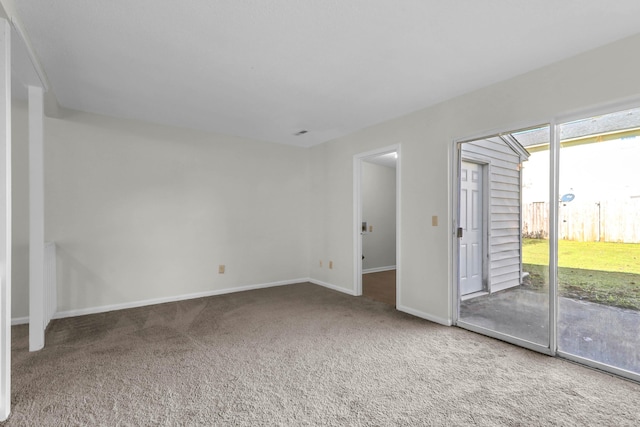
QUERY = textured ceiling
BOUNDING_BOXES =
[14,1,640,147]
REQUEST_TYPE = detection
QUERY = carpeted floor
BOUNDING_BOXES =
[362,269,396,307]
[3,282,640,425]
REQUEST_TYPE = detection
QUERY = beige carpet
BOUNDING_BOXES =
[4,283,640,426]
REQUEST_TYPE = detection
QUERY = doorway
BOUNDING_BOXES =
[354,145,400,307]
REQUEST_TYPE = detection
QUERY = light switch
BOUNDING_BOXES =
[369,225,373,232]
[432,216,438,226]
[329,261,333,269]
[218,265,225,274]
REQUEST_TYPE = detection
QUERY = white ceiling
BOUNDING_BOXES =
[14,1,640,148]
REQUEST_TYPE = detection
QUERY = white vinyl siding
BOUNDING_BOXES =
[462,137,523,293]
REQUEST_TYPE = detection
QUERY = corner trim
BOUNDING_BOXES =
[308,279,357,296]
[397,304,452,326]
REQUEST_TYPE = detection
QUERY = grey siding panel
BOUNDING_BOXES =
[492,205,519,214]
[491,271,521,286]
[492,228,520,238]
[492,275,522,292]
[492,257,521,270]
[492,198,519,207]
[491,242,520,253]
[493,220,521,230]
[491,249,520,261]
[492,169,520,180]
[463,138,522,293]
[492,264,522,277]
[492,189,519,199]
[492,235,520,245]
[492,181,520,192]
[493,213,517,221]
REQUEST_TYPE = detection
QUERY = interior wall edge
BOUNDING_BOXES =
[397,304,452,327]
[308,279,357,297]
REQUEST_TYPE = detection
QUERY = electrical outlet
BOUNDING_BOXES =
[329,261,333,269]
[319,260,323,267]
[432,215,438,226]
[369,225,373,232]
[218,265,225,274]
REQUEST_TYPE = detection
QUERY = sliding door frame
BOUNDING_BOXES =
[549,120,559,355]
[451,122,555,356]
[452,96,640,383]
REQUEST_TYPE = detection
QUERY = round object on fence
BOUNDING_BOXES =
[561,193,575,203]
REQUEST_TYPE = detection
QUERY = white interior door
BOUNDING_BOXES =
[460,161,484,295]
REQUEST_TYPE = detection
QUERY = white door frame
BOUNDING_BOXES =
[353,144,401,306]
[0,17,10,422]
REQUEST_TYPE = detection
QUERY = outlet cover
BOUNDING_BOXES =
[329,261,333,269]
[218,265,225,274]
[432,215,438,226]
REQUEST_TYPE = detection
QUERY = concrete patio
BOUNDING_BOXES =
[460,287,640,375]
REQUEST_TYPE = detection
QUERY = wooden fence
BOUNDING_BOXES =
[522,199,640,243]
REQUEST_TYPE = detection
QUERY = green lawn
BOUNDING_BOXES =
[522,239,640,311]
[523,238,640,274]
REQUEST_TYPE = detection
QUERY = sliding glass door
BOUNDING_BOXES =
[457,125,551,351]
[456,105,640,381]
[557,107,640,379]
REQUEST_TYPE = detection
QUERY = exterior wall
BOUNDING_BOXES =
[462,137,522,293]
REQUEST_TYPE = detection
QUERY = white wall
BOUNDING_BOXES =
[11,99,28,319]
[8,107,311,317]
[309,33,640,325]
[362,161,395,271]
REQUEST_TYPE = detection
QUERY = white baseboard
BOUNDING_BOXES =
[363,265,396,274]
[11,316,29,326]
[396,304,451,326]
[53,278,309,320]
[308,279,357,296]
[19,278,441,325]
